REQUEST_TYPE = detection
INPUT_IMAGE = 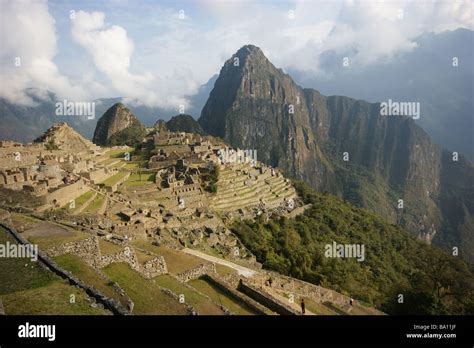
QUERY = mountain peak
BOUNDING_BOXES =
[199,44,294,137]
[92,102,146,146]
[236,44,263,54]
[233,44,267,65]
[35,122,98,152]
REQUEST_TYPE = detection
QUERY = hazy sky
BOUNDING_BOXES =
[1,0,472,109]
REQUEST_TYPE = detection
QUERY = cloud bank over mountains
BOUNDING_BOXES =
[0,0,472,108]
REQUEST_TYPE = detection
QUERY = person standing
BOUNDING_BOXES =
[300,298,305,315]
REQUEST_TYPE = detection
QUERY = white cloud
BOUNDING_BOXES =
[0,0,471,108]
[141,0,472,85]
[70,10,190,109]
[0,0,85,105]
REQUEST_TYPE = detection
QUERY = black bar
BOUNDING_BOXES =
[0,315,472,346]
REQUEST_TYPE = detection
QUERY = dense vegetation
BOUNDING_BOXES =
[166,114,205,135]
[199,44,474,265]
[107,120,147,146]
[231,181,474,314]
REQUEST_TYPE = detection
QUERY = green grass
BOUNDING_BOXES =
[28,229,89,251]
[1,280,111,315]
[303,298,337,315]
[10,213,41,228]
[105,148,133,158]
[123,173,155,187]
[102,262,189,315]
[0,228,55,294]
[134,250,156,265]
[132,241,204,274]
[100,157,123,166]
[66,191,94,212]
[53,253,129,308]
[83,194,106,213]
[153,275,225,315]
[215,264,237,277]
[101,172,129,187]
[98,239,123,255]
[124,162,140,169]
[0,227,110,315]
[136,194,170,203]
[188,278,258,315]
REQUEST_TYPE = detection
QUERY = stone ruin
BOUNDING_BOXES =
[46,236,167,279]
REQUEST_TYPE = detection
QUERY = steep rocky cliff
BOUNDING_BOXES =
[199,45,474,263]
[92,103,146,146]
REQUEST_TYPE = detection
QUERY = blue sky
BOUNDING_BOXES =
[1,0,472,109]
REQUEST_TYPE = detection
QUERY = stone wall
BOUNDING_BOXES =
[105,172,131,193]
[202,274,270,315]
[175,262,216,283]
[42,178,90,208]
[237,279,299,315]
[247,271,384,313]
[81,168,107,184]
[46,236,167,279]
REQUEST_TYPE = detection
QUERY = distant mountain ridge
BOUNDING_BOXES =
[291,28,474,161]
[198,44,474,263]
[0,74,216,143]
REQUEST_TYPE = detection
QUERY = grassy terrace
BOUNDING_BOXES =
[83,194,105,214]
[28,228,89,251]
[153,275,225,315]
[1,281,110,315]
[134,192,170,203]
[132,241,205,274]
[0,228,109,315]
[102,263,189,315]
[105,148,133,158]
[98,239,123,255]
[215,264,237,277]
[303,298,337,315]
[188,278,258,315]
[9,213,41,229]
[123,159,147,169]
[100,157,123,166]
[123,173,155,187]
[0,228,55,294]
[101,171,129,187]
[65,190,94,212]
[53,253,129,308]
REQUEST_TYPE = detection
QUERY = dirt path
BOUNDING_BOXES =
[182,248,257,278]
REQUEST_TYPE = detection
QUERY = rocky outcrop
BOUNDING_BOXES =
[198,44,474,263]
[34,122,100,153]
[153,119,168,132]
[165,114,205,135]
[92,103,146,146]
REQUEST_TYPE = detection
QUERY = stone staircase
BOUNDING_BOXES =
[210,163,297,212]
